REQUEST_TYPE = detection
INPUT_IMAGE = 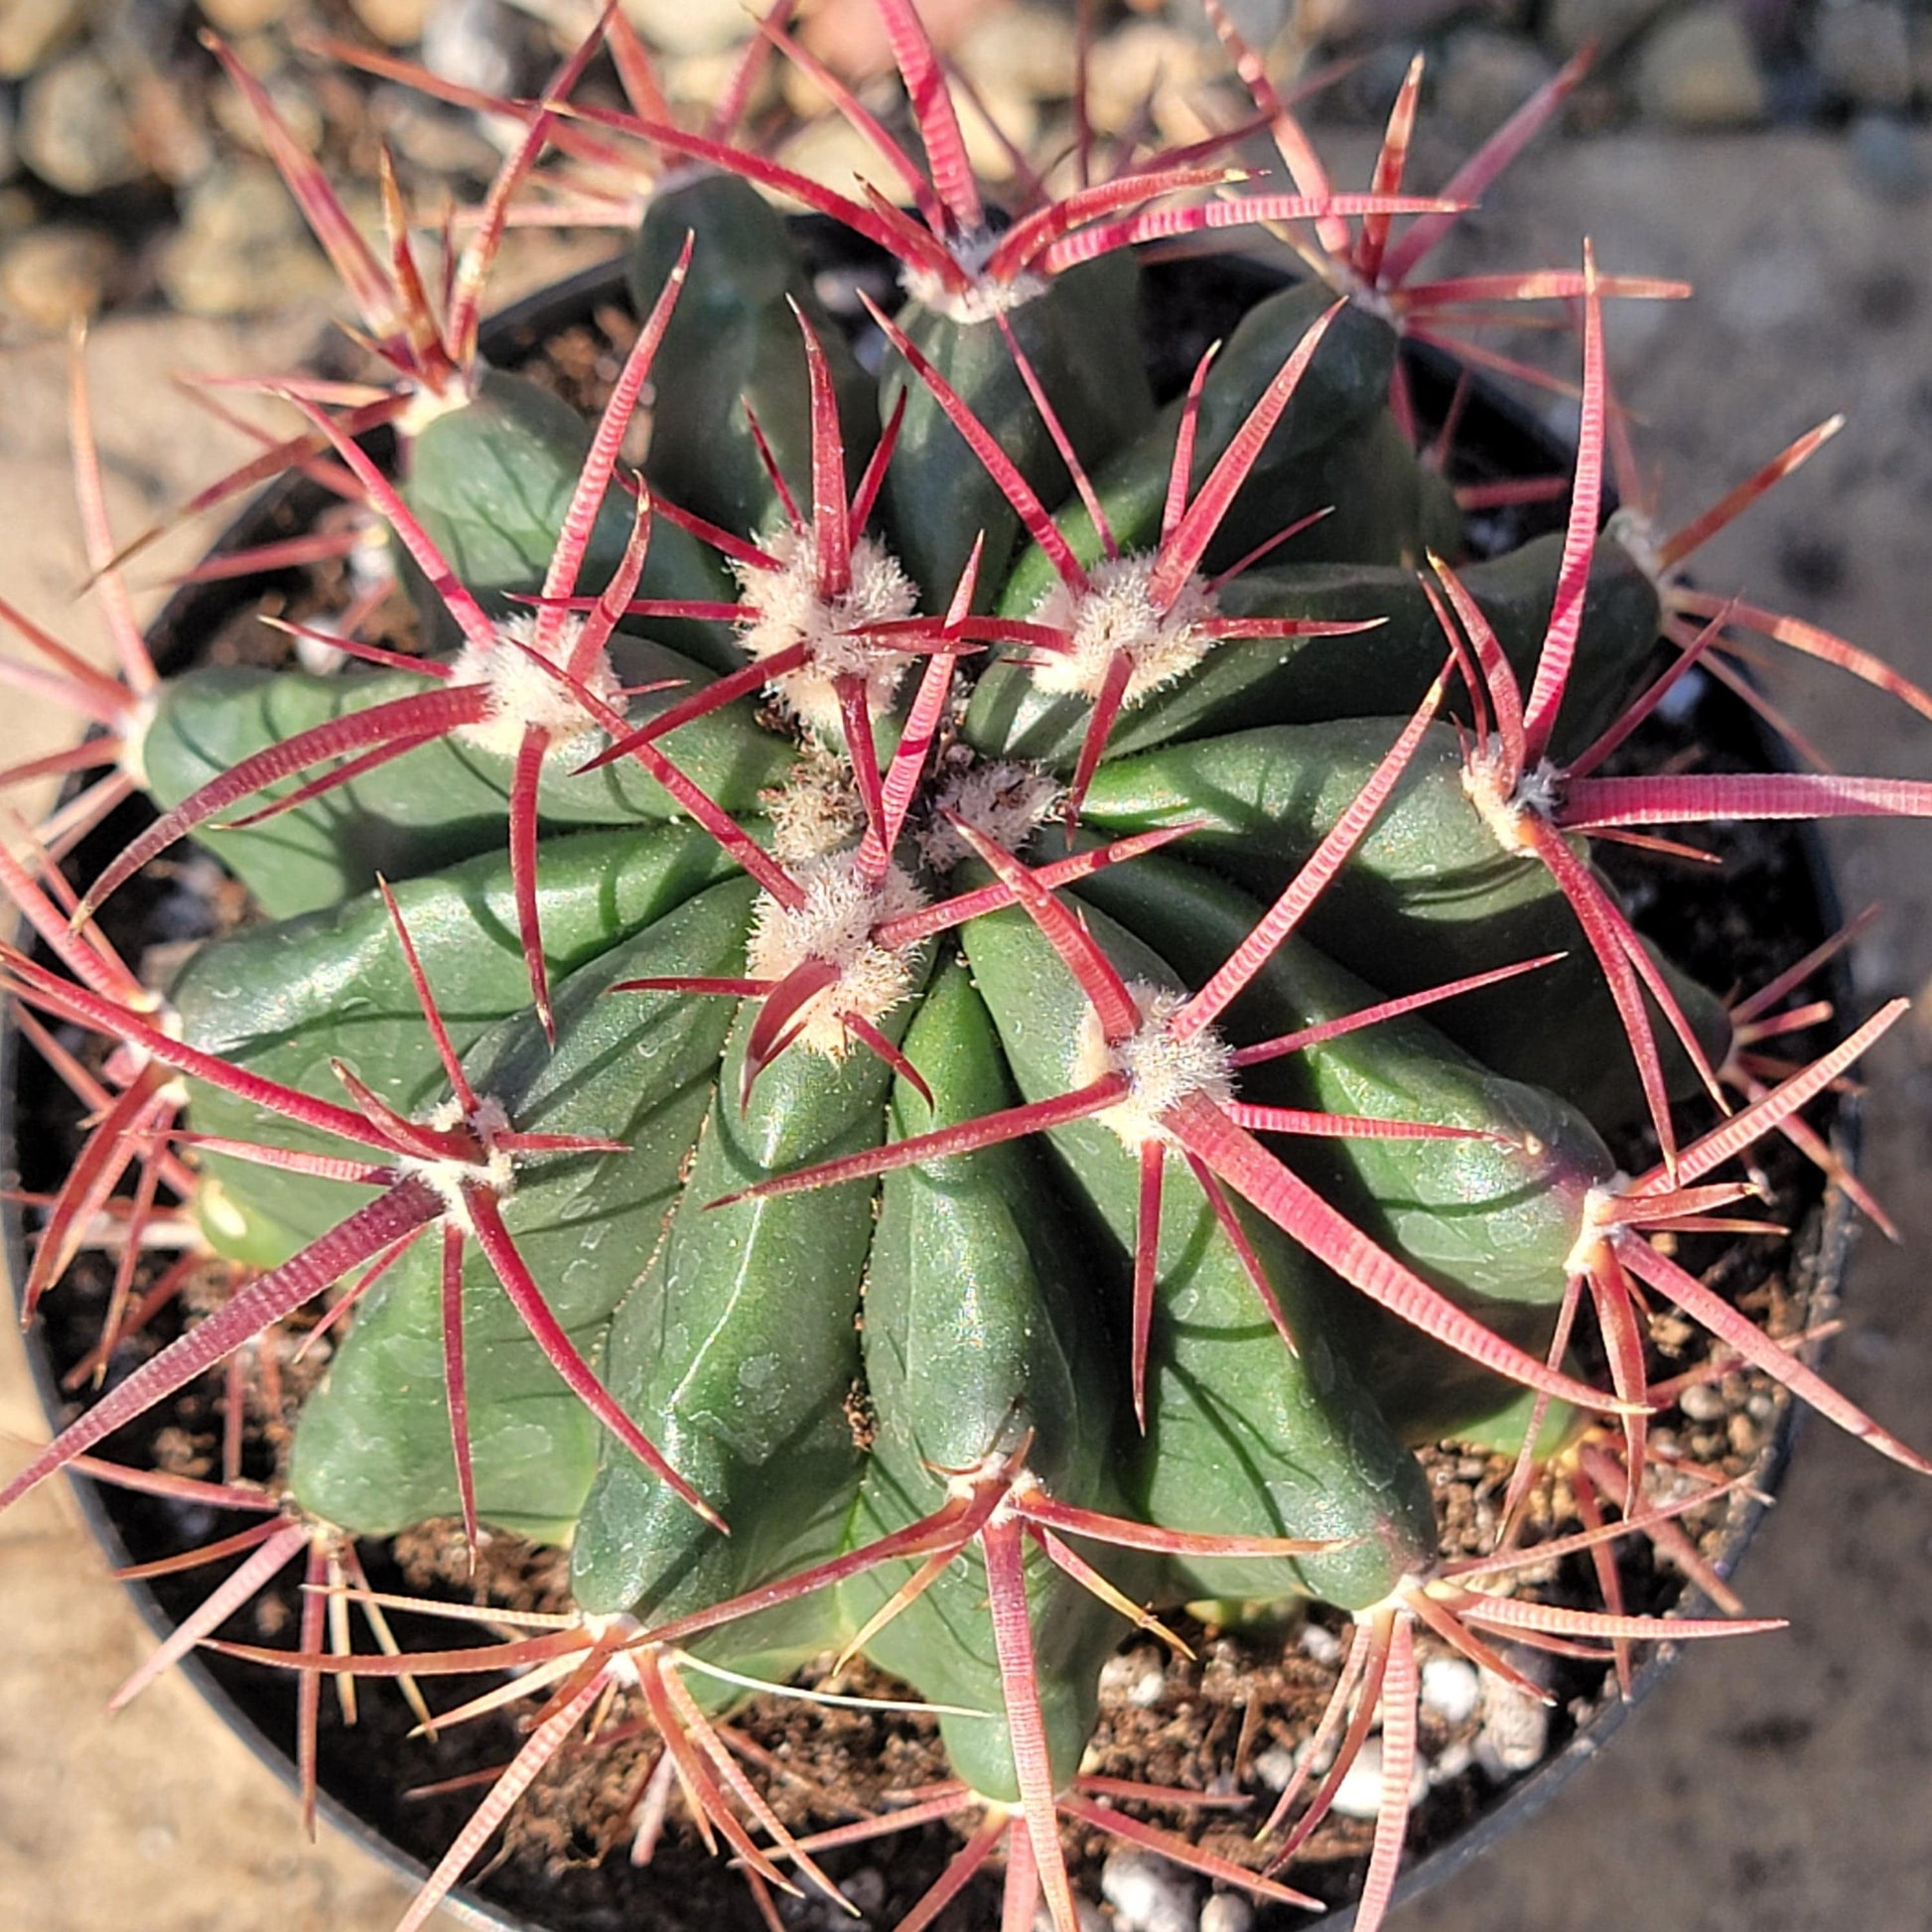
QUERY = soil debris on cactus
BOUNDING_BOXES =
[7,6,1932,1932]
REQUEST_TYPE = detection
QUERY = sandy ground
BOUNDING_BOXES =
[3,133,1931,1932]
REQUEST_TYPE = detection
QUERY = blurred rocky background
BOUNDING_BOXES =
[1,1,1929,336]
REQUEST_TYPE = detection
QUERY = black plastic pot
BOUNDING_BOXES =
[3,240,1861,1932]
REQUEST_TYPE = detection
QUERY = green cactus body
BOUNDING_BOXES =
[139,650,793,916]
[627,173,880,541]
[79,247,1698,1917]
[288,885,754,1540]
[1263,406,1462,569]
[402,366,740,668]
[961,899,1439,1609]
[967,530,1660,770]
[1081,720,1731,1127]
[569,953,929,1630]
[170,826,750,1258]
[844,960,1129,1800]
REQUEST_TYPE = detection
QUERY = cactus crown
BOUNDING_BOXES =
[6,7,1932,1930]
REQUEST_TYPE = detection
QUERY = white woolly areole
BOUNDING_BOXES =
[1567,1173,1635,1278]
[1027,554,1220,707]
[1604,504,1665,586]
[451,613,622,760]
[1072,981,1237,1151]
[399,1094,515,1229]
[734,526,917,739]
[117,688,159,789]
[899,231,1046,324]
[764,744,867,865]
[1460,751,1562,859]
[745,851,927,1057]
[946,1449,1026,1510]
[106,998,184,1095]
[581,1611,647,1687]
[918,759,1062,871]
[395,375,480,441]
[900,264,1047,324]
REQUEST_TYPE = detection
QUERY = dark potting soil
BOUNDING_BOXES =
[8,244,1852,1932]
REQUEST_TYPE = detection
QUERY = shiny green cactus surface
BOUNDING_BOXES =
[135,180,1695,1826]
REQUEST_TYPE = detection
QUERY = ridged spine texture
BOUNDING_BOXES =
[149,182,1699,1805]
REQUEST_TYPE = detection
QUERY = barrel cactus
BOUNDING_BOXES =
[6,6,1932,1930]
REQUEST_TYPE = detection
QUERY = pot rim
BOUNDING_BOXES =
[1,245,1863,1932]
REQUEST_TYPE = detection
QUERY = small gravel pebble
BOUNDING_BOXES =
[0,0,85,81]
[423,0,532,99]
[1251,1743,1299,1792]
[1436,26,1557,141]
[956,6,1079,101]
[349,0,437,46]
[1634,6,1770,129]
[197,0,296,33]
[1298,1620,1342,1666]
[1848,112,1931,202]
[1420,1655,1481,1725]
[379,98,504,182]
[293,618,350,677]
[1102,1849,1199,1932]
[1034,1897,1108,1932]
[1814,1,1913,110]
[159,160,335,318]
[1328,1733,1430,1819]
[1199,1892,1255,1932]
[1081,22,1219,138]
[1475,1663,1552,1777]
[1543,0,1671,61]
[1172,0,1294,45]
[210,64,324,162]
[621,0,760,60]
[778,112,894,198]
[1677,1380,1728,1422]
[839,1866,887,1916]
[18,51,142,196]
[1100,1650,1168,1703]
[0,223,118,331]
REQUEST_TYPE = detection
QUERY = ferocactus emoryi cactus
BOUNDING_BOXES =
[5,5,1932,1928]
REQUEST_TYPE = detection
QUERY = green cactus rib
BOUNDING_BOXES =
[170,824,750,1255]
[138,646,794,918]
[879,252,1154,609]
[985,278,1405,622]
[961,897,1441,1611]
[402,366,741,670]
[1082,719,1732,1129]
[570,947,930,1630]
[289,882,754,1541]
[628,172,881,544]
[1068,849,1616,1304]
[967,528,1662,770]
[844,959,1130,1802]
